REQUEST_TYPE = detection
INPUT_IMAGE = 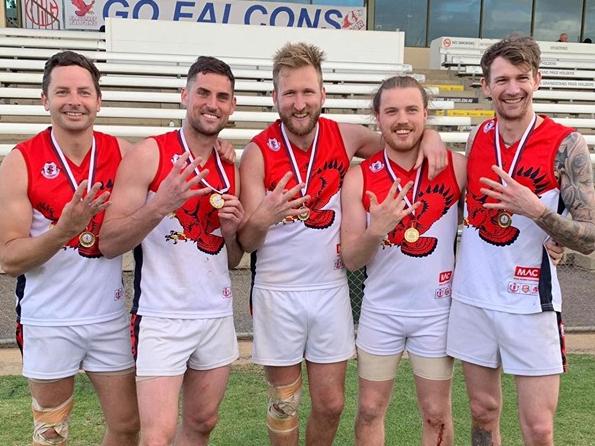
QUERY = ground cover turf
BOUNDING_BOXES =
[1,355,594,445]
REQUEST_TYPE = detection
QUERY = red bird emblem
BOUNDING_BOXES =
[71,0,94,16]
[275,159,347,229]
[384,183,457,258]
[165,196,224,255]
[465,164,549,247]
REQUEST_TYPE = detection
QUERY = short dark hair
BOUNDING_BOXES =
[480,36,541,81]
[187,56,235,90]
[42,51,101,97]
[372,75,428,114]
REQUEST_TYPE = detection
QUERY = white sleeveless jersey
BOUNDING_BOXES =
[453,117,573,314]
[132,131,235,319]
[250,119,350,290]
[16,128,125,326]
[361,151,461,316]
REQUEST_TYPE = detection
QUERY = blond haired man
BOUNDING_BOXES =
[239,43,448,446]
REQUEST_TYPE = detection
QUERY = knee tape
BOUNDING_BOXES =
[31,396,73,446]
[267,376,302,434]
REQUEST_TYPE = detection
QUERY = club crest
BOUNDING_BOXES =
[41,162,60,179]
[369,160,384,173]
[484,119,496,133]
[267,138,281,152]
[171,153,181,165]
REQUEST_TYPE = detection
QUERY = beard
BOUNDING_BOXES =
[279,108,321,137]
[188,115,227,137]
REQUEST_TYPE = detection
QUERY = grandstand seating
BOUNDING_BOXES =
[1,27,594,164]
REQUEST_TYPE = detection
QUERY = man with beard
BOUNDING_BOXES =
[447,36,595,445]
[99,56,244,446]
[341,75,466,446]
[238,43,448,446]
[0,51,139,446]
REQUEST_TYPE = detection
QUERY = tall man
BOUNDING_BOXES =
[447,36,595,446]
[239,43,447,446]
[341,76,466,446]
[99,57,244,446]
[0,51,139,446]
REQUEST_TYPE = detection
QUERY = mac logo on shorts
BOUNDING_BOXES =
[41,162,60,179]
[267,138,281,152]
[222,287,232,298]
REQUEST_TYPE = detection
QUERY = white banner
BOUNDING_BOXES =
[63,0,366,31]
[21,0,63,29]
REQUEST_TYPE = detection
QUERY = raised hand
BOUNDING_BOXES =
[480,165,546,220]
[367,180,420,238]
[152,152,211,218]
[54,180,110,239]
[255,172,311,226]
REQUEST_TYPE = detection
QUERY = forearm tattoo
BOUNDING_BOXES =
[535,132,595,254]
[471,426,494,446]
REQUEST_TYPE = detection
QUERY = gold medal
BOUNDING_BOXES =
[404,227,420,243]
[497,211,512,228]
[79,231,96,248]
[209,193,225,209]
[298,207,310,221]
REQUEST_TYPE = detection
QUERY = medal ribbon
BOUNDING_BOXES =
[50,128,96,193]
[494,113,537,185]
[179,129,230,194]
[383,149,422,217]
[280,122,319,197]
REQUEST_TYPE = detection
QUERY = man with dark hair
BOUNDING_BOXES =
[0,50,139,446]
[99,55,243,445]
[239,42,448,446]
[341,75,466,446]
[447,36,595,445]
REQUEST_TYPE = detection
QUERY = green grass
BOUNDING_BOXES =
[1,355,594,445]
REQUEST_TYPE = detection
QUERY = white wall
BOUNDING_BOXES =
[106,18,404,64]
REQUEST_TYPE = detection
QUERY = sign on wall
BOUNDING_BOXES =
[59,0,366,31]
[21,0,62,29]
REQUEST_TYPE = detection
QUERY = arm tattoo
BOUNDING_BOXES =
[535,132,595,254]
[472,426,493,446]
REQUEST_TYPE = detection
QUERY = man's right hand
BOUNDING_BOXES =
[252,172,310,227]
[366,180,419,238]
[151,152,211,218]
[54,180,110,240]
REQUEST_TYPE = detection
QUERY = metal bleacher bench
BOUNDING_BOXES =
[430,37,595,81]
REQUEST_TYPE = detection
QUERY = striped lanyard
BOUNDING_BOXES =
[280,122,319,197]
[179,128,230,194]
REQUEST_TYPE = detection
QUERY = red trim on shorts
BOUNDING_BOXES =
[130,314,142,361]
[15,322,23,355]
[556,312,568,373]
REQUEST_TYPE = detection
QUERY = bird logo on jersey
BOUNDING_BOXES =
[383,183,457,257]
[165,195,224,255]
[465,164,550,246]
[278,159,347,229]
